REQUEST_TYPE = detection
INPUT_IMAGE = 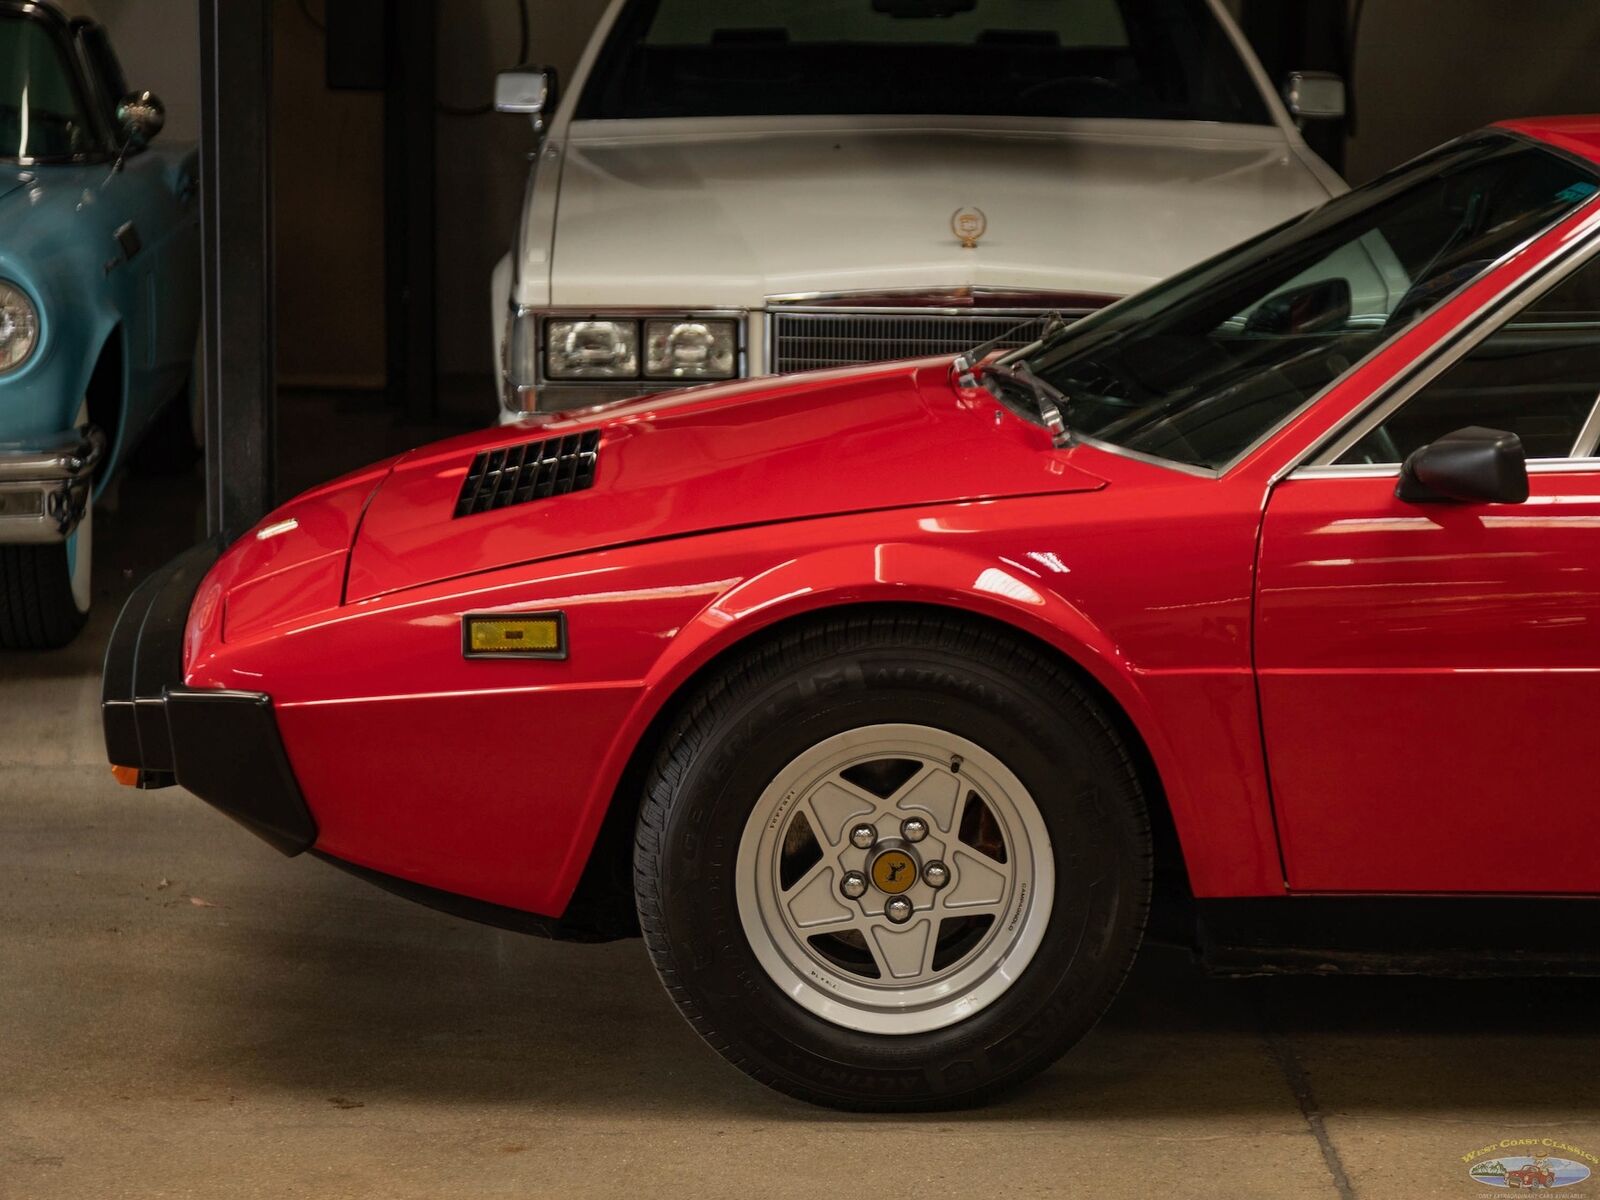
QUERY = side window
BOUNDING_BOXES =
[1338,251,1600,464]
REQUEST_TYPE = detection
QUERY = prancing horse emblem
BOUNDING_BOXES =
[871,848,918,895]
[951,206,988,249]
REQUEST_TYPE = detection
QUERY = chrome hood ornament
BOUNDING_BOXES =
[951,206,987,249]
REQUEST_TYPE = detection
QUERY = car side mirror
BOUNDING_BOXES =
[1283,71,1345,126]
[1396,426,1529,504]
[116,90,165,147]
[1244,276,1351,336]
[495,66,559,137]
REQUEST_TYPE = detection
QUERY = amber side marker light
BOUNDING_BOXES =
[462,611,567,659]
[111,764,141,787]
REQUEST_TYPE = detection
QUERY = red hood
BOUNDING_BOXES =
[345,360,1106,602]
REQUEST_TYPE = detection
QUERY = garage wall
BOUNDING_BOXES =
[434,0,610,382]
[269,0,609,389]
[93,0,201,143]
[272,0,386,387]
[1343,1,1600,183]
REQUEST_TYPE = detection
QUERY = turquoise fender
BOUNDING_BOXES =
[0,143,201,487]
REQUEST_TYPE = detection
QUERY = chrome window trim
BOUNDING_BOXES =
[1284,218,1600,476]
[1071,433,1221,479]
[1291,458,1600,482]
[1571,392,1600,458]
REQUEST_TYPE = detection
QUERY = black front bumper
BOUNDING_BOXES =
[101,540,318,856]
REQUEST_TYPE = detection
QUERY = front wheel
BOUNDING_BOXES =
[634,612,1151,1109]
[0,495,91,650]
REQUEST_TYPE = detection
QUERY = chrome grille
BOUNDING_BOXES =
[769,310,1060,374]
[454,430,600,518]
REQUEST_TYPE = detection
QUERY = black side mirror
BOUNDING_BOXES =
[1396,426,1529,504]
[1245,276,1352,336]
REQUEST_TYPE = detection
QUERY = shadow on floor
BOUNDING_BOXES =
[178,847,1600,1124]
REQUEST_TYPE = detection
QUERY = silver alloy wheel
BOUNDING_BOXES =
[736,723,1054,1035]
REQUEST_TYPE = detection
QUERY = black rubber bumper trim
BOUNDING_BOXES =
[311,851,616,942]
[101,540,318,857]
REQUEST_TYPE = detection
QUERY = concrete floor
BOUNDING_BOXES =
[4,393,1600,1199]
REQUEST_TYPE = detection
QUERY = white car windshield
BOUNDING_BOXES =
[1021,133,1600,469]
[579,0,1271,124]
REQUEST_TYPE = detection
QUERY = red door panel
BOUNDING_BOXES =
[1256,469,1600,893]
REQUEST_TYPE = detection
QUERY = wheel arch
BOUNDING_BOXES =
[565,589,1193,938]
[84,322,127,483]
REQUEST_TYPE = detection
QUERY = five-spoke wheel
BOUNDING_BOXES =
[635,614,1150,1109]
[738,725,1053,1033]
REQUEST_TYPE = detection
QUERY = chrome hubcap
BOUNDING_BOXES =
[736,723,1054,1035]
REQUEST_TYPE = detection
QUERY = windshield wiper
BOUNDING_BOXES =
[952,311,1069,387]
[976,361,1072,445]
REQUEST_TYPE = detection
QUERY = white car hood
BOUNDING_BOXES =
[539,118,1335,308]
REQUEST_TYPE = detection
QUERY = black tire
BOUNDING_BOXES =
[634,611,1151,1110]
[0,542,89,650]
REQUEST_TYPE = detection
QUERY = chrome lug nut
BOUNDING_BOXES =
[884,896,915,924]
[839,870,868,900]
[849,823,879,850]
[900,816,929,843]
[922,860,950,889]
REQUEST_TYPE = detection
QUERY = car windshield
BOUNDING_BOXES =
[0,13,94,161]
[1020,133,1600,470]
[579,0,1270,123]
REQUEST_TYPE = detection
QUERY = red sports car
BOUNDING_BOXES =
[104,118,1600,1110]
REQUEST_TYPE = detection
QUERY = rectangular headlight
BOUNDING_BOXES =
[645,318,738,380]
[545,319,639,379]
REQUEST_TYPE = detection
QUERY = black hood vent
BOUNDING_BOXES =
[453,430,600,518]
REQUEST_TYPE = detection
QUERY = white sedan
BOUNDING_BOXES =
[491,0,1347,416]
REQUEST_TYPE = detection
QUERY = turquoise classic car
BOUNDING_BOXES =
[0,0,200,648]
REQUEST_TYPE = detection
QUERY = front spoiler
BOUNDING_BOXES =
[101,540,318,856]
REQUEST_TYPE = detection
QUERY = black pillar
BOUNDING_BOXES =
[384,0,437,421]
[198,0,276,540]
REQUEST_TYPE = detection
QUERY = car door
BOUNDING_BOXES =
[1255,241,1600,894]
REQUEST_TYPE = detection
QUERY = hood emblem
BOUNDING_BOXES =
[951,206,987,249]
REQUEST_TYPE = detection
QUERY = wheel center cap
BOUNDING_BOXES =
[869,848,918,895]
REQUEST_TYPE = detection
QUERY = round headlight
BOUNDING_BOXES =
[0,280,40,374]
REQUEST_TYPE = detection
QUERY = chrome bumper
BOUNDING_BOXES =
[0,427,107,543]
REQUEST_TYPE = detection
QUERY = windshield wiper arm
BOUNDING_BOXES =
[953,310,1069,386]
[977,361,1072,445]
